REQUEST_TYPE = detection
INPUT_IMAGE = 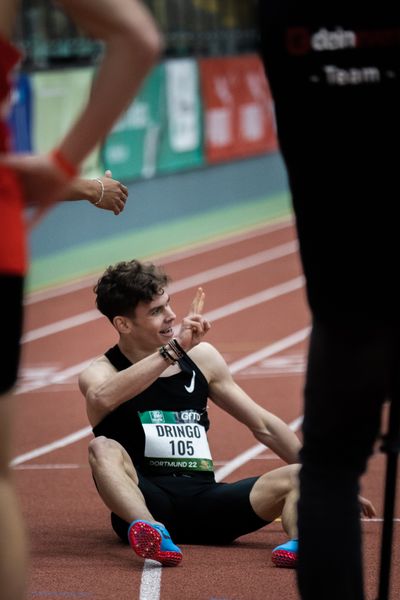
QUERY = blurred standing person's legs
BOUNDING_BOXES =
[0,1,161,597]
[0,399,28,600]
[0,273,27,600]
[298,320,397,599]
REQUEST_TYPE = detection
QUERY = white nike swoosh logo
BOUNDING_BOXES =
[184,370,196,393]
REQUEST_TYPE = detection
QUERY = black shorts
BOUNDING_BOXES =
[0,274,24,394]
[111,472,269,545]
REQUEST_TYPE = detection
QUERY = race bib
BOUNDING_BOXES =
[139,409,214,472]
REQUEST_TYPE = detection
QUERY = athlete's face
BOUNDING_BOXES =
[131,290,176,348]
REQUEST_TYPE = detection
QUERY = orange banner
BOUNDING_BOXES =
[199,55,278,164]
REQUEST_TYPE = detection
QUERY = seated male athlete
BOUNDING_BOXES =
[79,259,375,568]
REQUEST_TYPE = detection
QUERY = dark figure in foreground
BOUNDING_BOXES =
[258,1,400,598]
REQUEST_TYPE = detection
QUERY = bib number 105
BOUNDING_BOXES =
[169,440,194,456]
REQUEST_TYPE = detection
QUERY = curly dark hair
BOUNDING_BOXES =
[94,260,170,322]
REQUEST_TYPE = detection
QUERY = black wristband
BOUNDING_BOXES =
[159,345,176,364]
[168,338,185,359]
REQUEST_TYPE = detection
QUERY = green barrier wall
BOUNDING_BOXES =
[156,58,204,174]
[101,65,164,181]
[30,67,102,178]
[101,60,204,180]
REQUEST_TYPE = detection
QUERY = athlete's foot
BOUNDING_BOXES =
[128,520,182,566]
[271,538,298,568]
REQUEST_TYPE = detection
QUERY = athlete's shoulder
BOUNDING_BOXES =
[85,352,114,371]
[189,341,219,360]
[79,353,116,387]
[188,342,227,379]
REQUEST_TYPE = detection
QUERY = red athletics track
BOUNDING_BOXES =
[11,218,400,600]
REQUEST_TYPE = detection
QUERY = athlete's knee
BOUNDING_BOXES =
[262,464,299,500]
[88,436,123,470]
[275,464,300,495]
[252,464,299,503]
[287,464,300,490]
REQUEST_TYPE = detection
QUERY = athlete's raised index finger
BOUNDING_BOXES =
[191,287,205,314]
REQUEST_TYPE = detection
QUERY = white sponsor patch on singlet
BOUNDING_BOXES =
[139,410,213,472]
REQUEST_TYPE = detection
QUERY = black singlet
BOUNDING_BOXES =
[93,345,214,478]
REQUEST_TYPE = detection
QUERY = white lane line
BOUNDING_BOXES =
[14,463,82,470]
[25,218,294,305]
[139,561,162,600]
[15,359,93,395]
[11,427,92,467]
[169,241,298,294]
[21,311,99,344]
[159,218,294,266]
[203,278,304,325]
[13,458,271,469]
[22,241,299,344]
[362,519,400,523]
[215,416,304,482]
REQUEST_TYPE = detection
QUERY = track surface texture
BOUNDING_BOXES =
[13,219,399,600]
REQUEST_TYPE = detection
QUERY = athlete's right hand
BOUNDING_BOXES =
[175,287,211,351]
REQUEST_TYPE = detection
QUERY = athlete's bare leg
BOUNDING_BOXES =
[249,464,299,539]
[0,396,28,600]
[89,436,156,523]
[89,436,183,566]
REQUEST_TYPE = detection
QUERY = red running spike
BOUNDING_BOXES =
[128,521,182,567]
[271,549,298,569]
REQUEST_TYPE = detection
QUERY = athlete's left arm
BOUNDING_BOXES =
[64,171,128,215]
[196,343,301,464]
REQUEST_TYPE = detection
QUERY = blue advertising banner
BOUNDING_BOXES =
[101,65,164,181]
[8,73,32,152]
